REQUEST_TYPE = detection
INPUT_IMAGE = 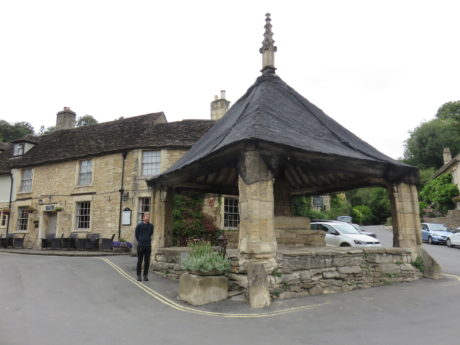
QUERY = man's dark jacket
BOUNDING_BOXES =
[135,222,154,246]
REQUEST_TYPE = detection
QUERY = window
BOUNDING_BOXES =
[13,143,24,156]
[17,207,29,231]
[224,197,239,229]
[141,151,160,176]
[76,201,91,229]
[78,160,93,186]
[1,212,8,227]
[138,197,151,223]
[20,168,33,192]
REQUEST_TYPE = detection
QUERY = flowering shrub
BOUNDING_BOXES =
[112,241,132,248]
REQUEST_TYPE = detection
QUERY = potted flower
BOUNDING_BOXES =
[2,208,10,215]
[179,241,230,305]
[112,239,132,253]
[182,241,230,275]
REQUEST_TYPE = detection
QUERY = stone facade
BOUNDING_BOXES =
[7,148,187,248]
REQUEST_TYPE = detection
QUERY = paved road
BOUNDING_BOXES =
[1,235,460,345]
[364,225,460,275]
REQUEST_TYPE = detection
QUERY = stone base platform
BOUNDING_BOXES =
[152,246,421,300]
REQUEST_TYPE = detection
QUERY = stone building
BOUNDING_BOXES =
[425,147,460,228]
[1,108,214,248]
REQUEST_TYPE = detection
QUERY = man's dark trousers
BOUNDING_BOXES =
[137,245,152,277]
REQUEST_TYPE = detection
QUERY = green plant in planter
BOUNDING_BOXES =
[182,241,230,275]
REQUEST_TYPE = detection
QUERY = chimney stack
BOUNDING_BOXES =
[56,107,76,130]
[210,90,230,121]
[443,147,452,165]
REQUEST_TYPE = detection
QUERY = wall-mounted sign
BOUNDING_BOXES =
[122,208,132,226]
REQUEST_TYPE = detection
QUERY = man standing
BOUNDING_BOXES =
[135,212,154,282]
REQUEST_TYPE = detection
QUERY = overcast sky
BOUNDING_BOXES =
[1,0,459,160]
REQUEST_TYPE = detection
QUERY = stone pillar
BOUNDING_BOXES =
[238,150,277,307]
[388,183,422,256]
[152,186,174,252]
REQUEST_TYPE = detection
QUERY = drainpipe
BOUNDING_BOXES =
[118,152,128,240]
[6,171,13,234]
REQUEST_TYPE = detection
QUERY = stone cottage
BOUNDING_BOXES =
[426,147,460,227]
[1,107,215,248]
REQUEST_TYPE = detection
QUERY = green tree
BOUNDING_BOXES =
[0,120,34,142]
[436,101,460,122]
[76,115,98,127]
[404,101,460,169]
[352,205,374,225]
[420,174,459,216]
[404,118,460,169]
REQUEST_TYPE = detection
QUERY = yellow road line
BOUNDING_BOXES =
[98,257,328,318]
[443,273,460,281]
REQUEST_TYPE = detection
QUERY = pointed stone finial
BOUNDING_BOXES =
[260,13,277,73]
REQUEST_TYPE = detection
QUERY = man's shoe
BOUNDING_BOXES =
[143,275,149,281]
[137,275,142,281]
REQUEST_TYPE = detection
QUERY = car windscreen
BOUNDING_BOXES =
[334,224,360,234]
[430,224,449,231]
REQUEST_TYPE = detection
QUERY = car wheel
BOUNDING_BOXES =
[340,243,351,247]
[447,239,452,247]
[428,237,433,244]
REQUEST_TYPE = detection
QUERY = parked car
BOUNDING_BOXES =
[351,223,377,239]
[421,223,452,245]
[336,216,378,239]
[311,221,381,247]
[447,229,460,248]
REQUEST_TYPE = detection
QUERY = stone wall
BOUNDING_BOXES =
[152,247,420,299]
[8,148,187,248]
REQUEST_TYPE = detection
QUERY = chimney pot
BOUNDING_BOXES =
[220,90,226,99]
[443,147,452,165]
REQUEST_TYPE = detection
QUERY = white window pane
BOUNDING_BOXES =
[17,207,29,231]
[142,151,160,176]
[78,160,93,185]
[20,169,33,192]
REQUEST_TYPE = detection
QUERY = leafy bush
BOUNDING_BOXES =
[172,192,220,246]
[352,205,374,225]
[182,242,230,274]
[420,174,459,216]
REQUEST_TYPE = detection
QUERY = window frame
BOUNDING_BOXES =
[137,197,151,223]
[141,150,161,177]
[19,168,33,193]
[13,143,24,156]
[77,160,93,186]
[0,212,8,228]
[223,196,240,229]
[75,201,91,230]
[17,207,29,231]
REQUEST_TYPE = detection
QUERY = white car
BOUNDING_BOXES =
[311,221,381,247]
[447,229,460,248]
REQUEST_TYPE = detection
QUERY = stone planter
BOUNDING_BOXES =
[179,272,229,306]
[113,246,130,253]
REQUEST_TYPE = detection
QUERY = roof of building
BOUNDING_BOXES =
[0,143,12,174]
[7,113,215,169]
[149,71,417,189]
[434,153,460,178]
